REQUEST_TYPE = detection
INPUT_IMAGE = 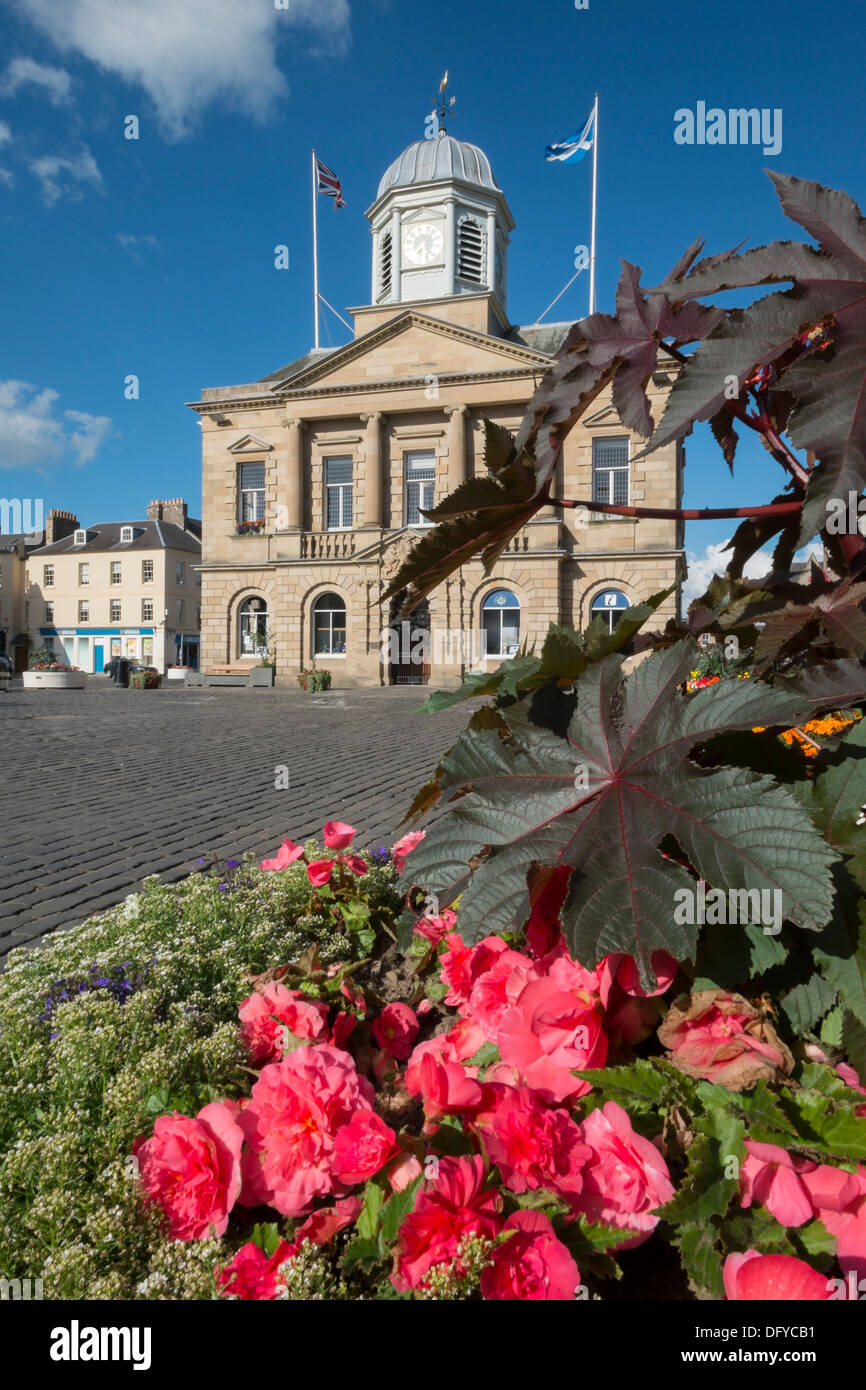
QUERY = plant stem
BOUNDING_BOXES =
[551,498,803,522]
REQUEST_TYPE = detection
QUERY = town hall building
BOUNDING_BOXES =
[191,123,685,687]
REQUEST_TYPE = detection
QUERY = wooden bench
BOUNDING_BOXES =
[190,663,275,689]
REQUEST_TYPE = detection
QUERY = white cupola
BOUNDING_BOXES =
[366,127,514,312]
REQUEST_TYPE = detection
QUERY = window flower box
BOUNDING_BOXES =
[235,521,266,536]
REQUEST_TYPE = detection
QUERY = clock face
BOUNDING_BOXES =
[403,222,444,266]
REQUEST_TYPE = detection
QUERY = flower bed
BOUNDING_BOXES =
[3,818,865,1301]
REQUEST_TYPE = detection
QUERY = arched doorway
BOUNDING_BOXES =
[388,597,431,686]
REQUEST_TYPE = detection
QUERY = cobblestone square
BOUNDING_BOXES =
[0,683,472,959]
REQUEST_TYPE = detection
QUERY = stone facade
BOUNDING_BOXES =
[192,135,685,688]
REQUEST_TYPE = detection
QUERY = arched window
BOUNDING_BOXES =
[457,216,485,283]
[239,596,269,657]
[379,231,393,300]
[590,589,630,634]
[482,588,520,658]
[313,592,347,656]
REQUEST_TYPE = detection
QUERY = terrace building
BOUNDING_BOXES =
[26,500,202,673]
[191,125,684,687]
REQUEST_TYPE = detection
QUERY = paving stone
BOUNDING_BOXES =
[0,685,474,960]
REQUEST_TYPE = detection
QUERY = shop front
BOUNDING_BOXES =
[41,627,156,673]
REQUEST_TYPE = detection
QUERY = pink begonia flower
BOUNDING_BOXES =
[440,933,509,1012]
[342,854,368,877]
[238,1045,374,1216]
[472,1084,590,1196]
[610,950,679,998]
[388,1151,424,1193]
[293,1195,363,1247]
[414,1052,483,1122]
[802,1165,866,1282]
[603,989,663,1053]
[215,1239,296,1300]
[329,1011,357,1049]
[260,837,305,872]
[468,948,536,1043]
[414,908,458,946]
[723,1250,832,1300]
[332,1111,397,1185]
[738,1140,817,1228]
[416,999,433,1017]
[837,1062,866,1116]
[523,865,570,959]
[307,859,335,887]
[215,1196,363,1300]
[133,1100,244,1241]
[323,821,356,850]
[481,1210,581,1301]
[657,990,793,1091]
[391,1155,501,1292]
[404,1020,486,1100]
[497,972,607,1104]
[238,982,327,1065]
[391,829,425,872]
[372,1001,419,1060]
[570,1101,674,1248]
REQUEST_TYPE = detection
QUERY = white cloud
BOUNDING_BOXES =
[0,168,14,187]
[63,409,113,464]
[0,121,12,146]
[12,0,352,141]
[0,380,112,469]
[0,56,73,105]
[116,232,158,258]
[683,539,823,607]
[29,145,102,204]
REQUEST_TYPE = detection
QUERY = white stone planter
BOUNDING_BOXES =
[166,667,188,681]
[22,670,87,690]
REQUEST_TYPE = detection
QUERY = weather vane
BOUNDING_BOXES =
[431,71,456,134]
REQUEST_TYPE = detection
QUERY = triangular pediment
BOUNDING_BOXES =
[228,433,274,453]
[268,311,552,395]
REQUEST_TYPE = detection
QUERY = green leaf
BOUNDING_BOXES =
[820,1004,844,1047]
[250,1222,282,1258]
[672,1223,725,1299]
[780,973,839,1033]
[572,1059,673,1108]
[841,1009,866,1077]
[661,1109,745,1227]
[792,1218,838,1265]
[700,1079,796,1135]
[379,1176,422,1246]
[341,1236,383,1270]
[722,1206,795,1256]
[356,1179,385,1242]
[784,1088,866,1160]
[465,1042,501,1068]
[813,899,866,1030]
[405,643,866,985]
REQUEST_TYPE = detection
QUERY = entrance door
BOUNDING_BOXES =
[388,599,431,686]
[94,643,105,673]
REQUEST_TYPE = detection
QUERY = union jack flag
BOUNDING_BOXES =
[315,157,346,209]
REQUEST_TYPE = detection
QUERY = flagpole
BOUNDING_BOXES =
[588,93,598,315]
[311,148,320,350]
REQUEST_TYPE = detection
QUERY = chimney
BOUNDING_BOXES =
[44,509,78,544]
[148,498,188,529]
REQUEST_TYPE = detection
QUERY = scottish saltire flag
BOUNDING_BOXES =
[315,158,346,208]
[545,108,595,164]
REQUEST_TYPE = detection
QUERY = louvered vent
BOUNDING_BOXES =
[379,232,392,299]
[457,219,484,282]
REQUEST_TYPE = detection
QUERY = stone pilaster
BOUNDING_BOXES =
[446,404,468,494]
[361,411,383,527]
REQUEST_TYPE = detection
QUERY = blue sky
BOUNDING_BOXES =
[0,0,863,590]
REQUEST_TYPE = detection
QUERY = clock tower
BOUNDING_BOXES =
[366,118,514,317]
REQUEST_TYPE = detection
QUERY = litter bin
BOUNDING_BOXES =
[116,657,130,688]
[0,654,11,693]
